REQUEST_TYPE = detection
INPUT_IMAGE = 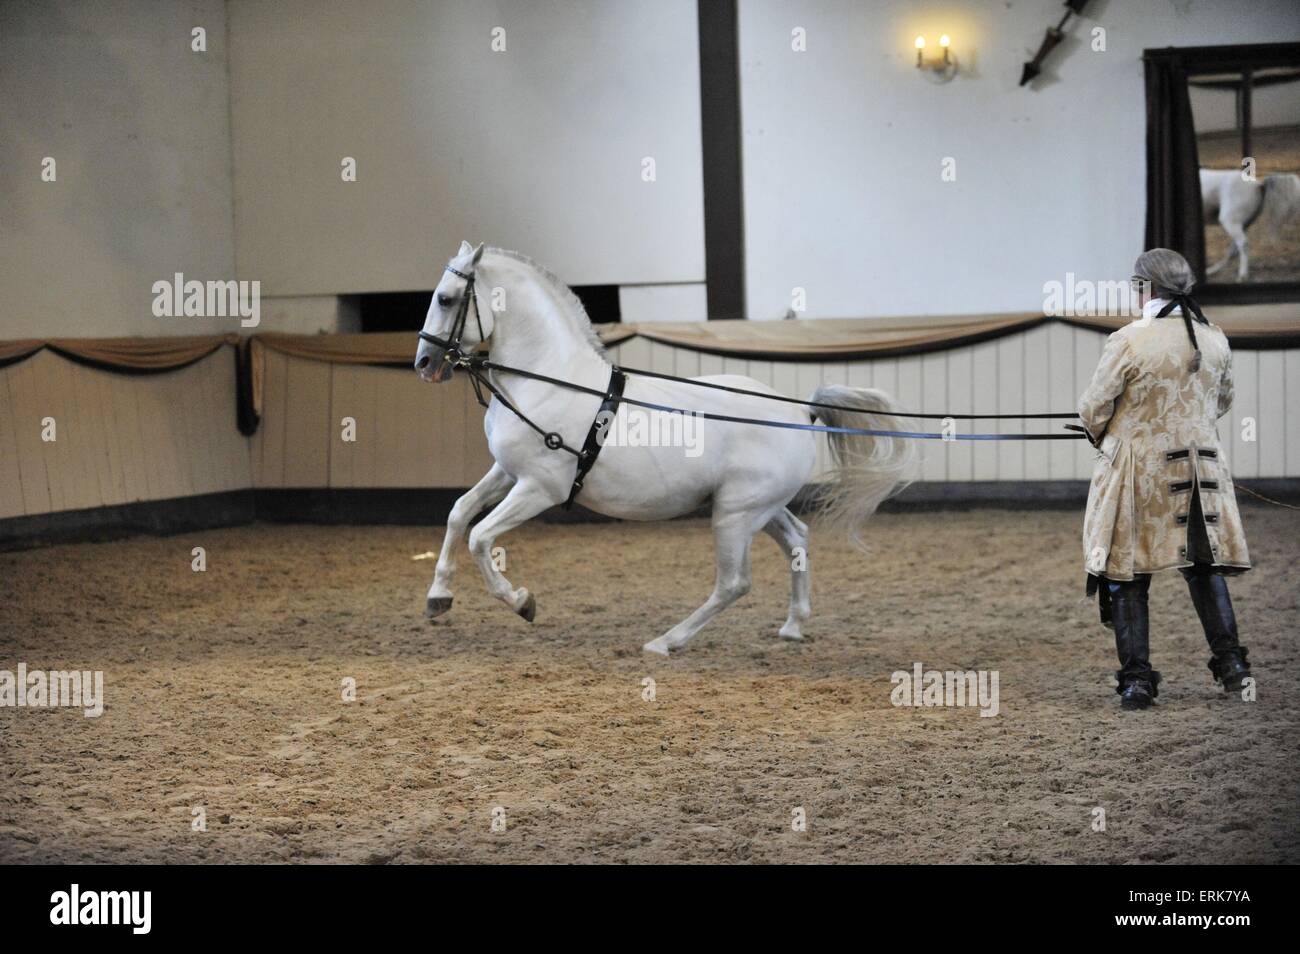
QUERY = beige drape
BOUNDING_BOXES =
[3,305,1295,420]
[0,335,237,370]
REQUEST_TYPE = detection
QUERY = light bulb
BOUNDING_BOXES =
[915,35,926,49]
[939,34,950,48]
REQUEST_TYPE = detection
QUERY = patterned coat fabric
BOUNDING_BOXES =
[1078,301,1250,581]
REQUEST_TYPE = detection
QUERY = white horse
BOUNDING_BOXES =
[414,242,913,654]
[1200,167,1300,282]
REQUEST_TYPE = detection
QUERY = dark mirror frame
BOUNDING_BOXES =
[1143,42,1300,305]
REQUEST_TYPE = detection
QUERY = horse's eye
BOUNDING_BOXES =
[438,295,453,308]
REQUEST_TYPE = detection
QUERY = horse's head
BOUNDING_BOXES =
[415,241,489,382]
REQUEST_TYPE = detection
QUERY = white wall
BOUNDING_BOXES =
[738,0,1300,320]
[619,282,710,324]
[0,0,236,339]
[6,1,1296,339]
[227,0,706,296]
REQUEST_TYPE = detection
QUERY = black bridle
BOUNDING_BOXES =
[415,265,622,508]
[417,264,484,368]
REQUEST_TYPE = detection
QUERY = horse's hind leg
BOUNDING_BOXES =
[763,507,811,641]
[468,478,560,621]
[643,507,767,655]
[426,464,514,619]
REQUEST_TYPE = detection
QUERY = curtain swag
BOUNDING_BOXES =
[3,308,1297,436]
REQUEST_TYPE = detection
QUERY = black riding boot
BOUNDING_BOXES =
[1181,567,1252,693]
[1107,576,1159,710]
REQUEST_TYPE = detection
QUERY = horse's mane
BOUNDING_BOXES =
[486,247,607,356]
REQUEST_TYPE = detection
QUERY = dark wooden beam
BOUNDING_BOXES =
[696,0,746,319]
[1143,42,1300,71]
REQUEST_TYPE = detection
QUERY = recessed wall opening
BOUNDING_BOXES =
[357,285,621,333]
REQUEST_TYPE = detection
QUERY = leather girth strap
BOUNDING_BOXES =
[564,366,626,510]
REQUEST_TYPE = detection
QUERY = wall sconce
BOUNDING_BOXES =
[914,34,958,83]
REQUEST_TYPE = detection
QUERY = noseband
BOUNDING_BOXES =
[418,264,484,367]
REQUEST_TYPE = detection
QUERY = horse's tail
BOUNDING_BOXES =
[1262,173,1300,241]
[805,385,917,551]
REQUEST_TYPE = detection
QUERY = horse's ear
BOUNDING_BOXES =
[458,240,473,256]
[471,242,485,264]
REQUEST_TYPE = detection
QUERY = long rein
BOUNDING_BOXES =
[456,354,1086,444]
[418,263,1087,455]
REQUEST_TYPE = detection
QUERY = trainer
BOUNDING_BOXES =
[1078,248,1253,710]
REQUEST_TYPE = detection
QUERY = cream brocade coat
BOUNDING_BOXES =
[1078,303,1250,581]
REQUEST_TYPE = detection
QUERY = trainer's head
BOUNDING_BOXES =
[1133,248,1195,303]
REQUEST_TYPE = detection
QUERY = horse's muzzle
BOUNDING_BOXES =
[415,346,454,383]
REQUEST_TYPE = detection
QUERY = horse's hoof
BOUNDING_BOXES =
[425,596,453,619]
[642,637,671,656]
[779,624,804,641]
[517,593,536,623]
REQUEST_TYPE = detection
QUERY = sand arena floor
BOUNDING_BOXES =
[1,508,1297,864]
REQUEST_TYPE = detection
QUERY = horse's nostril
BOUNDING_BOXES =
[416,355,431,370]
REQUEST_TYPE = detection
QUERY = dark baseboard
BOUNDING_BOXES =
[1224,478,1300,508]
[252,488,467,525]
[873,478,1300,511]
[878,480,1091,510]
[0,490,256,552]
[3,480,1296,551]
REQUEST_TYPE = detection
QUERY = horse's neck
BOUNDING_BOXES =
[486,261,610,385]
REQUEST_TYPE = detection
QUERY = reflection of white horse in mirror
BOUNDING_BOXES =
[1200,167,1300,282]
[414,242,913,655]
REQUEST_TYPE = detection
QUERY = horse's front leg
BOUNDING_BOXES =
[468,478,562,621]
[426,464,515,619]
[1205,243,1235,277]
[1220,218,1250,283]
